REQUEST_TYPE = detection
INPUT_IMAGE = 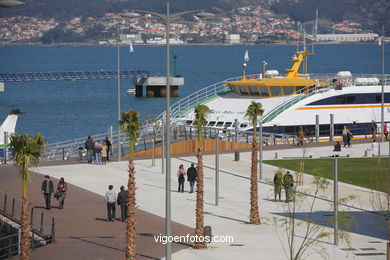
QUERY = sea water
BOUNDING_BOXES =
[0,44,389,143]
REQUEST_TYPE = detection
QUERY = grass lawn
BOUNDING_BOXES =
[264,158,389,192]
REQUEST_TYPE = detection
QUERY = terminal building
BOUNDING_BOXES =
[315,33,378,42]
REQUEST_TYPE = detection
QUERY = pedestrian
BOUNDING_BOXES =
[342,125,348,147]
[177,164,186,193]
[298,126,304,146]
[77,146,84,161]
[273,170,283,201]
[55,177,67,210]
[41,175,54,210]
[105,185,116,222]
[117,185,128,222]
[371,120,377,140]
[94,140,102,165]
[333,141,341,151]
[346,127,352,147]
[283,171,294,203]
[105,137,112,161]
[85,136,94,163]
[102,141,108,165]
[187,163,197,193]
[384,124,389,141]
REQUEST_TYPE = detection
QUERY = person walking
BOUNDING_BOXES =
[346,127,352,147]
[56,177,67,209]
[283,171,294,203]
[94,140,102,165]
[105,137,112,161]
[384,124,389,141]
[41,175,54,210]
[177,164,186,193]
[117,185,128,222]
[273,171,283,201]
[371,120,378,140]
[85,136,94,163]
[187,163,197,193]
[102,141,108,165]
[342,126,348,147]
[105,185,116,222]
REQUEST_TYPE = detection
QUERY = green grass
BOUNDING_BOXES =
[264,158,389,192]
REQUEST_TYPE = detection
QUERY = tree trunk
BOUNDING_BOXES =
[126,158,137,259]
[194,145,207,249]
[20,174,30,260]
[250,138,260,224]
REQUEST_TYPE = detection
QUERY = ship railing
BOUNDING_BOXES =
[307,73,390,86]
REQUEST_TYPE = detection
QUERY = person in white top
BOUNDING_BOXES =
[105,185,116,222]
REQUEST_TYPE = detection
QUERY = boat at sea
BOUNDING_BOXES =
[160,48,390,141]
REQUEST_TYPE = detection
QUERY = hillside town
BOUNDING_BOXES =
[0,5,378,45]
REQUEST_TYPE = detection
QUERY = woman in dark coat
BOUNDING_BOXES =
[56,178,68,209]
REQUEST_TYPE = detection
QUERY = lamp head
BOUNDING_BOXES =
[0,0,24,8]
[194,11,215,19]
[121,11,142,19]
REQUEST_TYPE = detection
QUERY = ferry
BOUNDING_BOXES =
[164,48,390,141]
[0,109,19,159]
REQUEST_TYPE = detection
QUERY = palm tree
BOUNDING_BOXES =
[193,104,211,249]
[245,101,264,225]
[9,132,46,260]
[119,110,141,259]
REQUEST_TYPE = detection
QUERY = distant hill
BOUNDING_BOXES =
[0,0,388,34]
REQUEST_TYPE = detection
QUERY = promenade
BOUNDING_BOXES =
[1,140,388,259]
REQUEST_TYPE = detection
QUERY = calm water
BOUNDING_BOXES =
[0,44,389,143]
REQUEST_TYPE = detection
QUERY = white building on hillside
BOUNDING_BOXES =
[225,34,240,44]
[314,33,378,42]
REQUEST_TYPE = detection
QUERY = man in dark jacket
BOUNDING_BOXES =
[85,136,94,163]
[187,163,197,193]
[105,136,112,161]
[117,185,129,222]
[41,175,54,209]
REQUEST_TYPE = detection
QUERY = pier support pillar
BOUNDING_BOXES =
[135,85,143,97]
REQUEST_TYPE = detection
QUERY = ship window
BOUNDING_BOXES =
[186,120,193,125]
[249,86,260,96]
[295,86,306,93]
[216,121,224,127]
[283,86,294,95]
[233,86,241,95]
[240,123,248,128]
[259,86,269,96]
[270,86,282,97]
[224,122,232,128]
[239,86,249,95]
[336,96,356,104]
[376,95,382,103]
[208,121,216,126]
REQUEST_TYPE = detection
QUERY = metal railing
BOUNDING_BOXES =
[0,190,57,259]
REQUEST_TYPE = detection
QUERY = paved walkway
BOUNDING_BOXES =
[33,142,389,260]
[0,164,192,260]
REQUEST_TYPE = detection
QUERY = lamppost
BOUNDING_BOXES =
[0,0,24,8]
[117,26,122,162]
[122,4,213,260]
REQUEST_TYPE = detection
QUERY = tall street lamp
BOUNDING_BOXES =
[123,4,213,260]
[0,0,24,8]
[117,26,122,161]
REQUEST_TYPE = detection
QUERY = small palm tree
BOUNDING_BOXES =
[9,132,46,260]
[193,104,211,249]
[245,101,264,225]
[119,110,141,259]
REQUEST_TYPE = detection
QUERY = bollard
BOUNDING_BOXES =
[364,150,368,157]
[40,212,44,232]
[204,226,212,243]
[234,151,240,161]
[62,148,65,160]
[275,152,278,159]
[30,207,34,225]
[51,218,56,244]
[11,198,15,217]
[3,193,7,212]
